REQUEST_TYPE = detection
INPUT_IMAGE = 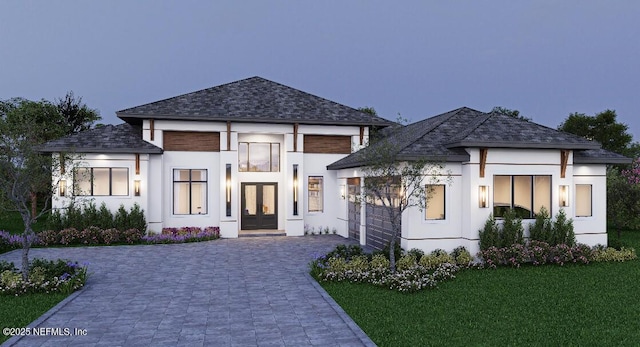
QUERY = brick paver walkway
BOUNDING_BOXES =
[1,236,375,346]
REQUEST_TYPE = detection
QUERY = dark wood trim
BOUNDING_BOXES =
[135,154,140,175]
[226,121,231,151]
[359,126,365,145]
[303,135,351,154]
[560,150,570,178]
[347,177,361,186]
[164,131,220,151]
[293,123,299,152]
[149,119,154,141]
[479,148,488,178]
[59,153,65,174]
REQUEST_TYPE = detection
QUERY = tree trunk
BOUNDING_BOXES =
[389,235,397,273]
[31,192,37,221]
[21,230,32,282]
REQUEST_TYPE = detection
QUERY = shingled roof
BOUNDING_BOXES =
[117,77,393,127]
[328,107,629,170]
[40,123,163,154]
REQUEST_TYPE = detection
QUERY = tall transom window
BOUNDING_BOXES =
[238,142,280,172]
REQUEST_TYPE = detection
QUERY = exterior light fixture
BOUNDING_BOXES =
[134,179,141,196]
[293,164,298,216]
[59,179,66,197]
[479,185,488,208]
[559,185,569,207]
[340,185,346,200]
[226,164,232,216]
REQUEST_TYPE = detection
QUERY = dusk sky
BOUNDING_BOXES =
[2,1,639,141]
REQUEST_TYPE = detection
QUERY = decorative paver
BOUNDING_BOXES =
[1,236,375,347]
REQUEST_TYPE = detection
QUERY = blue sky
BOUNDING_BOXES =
[2,1,639,140]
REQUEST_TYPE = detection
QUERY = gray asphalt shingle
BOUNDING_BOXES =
[117,76,393,127]
[40,123,162,154]
[328,107,629,170]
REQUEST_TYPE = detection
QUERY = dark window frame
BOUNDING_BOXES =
[173,169,208,215]
[238,142,280,172]
[73,167,129,196]
[493,175,552,219]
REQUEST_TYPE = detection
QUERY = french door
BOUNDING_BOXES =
[241,183,278,230]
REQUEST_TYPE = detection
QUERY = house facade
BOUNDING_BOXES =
[42,77,629,254]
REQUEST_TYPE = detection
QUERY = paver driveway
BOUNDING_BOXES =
[1,236,375,347]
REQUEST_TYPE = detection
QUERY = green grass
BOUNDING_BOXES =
[0,210,49,235]
[0,292,68,344]
[322,231,640,346]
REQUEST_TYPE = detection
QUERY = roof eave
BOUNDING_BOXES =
[117,113,394,127]
[39,147,163,154]
[573,157,632,164]
[446,141,601,150]
[327,154,469,170]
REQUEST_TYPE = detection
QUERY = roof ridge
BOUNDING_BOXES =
[392,107,466,152]
[444,111,492,146]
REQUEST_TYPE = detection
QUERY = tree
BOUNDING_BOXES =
[55,91,101,134]
[558,110,634,156]
[608,161,640,238]
[491,106,531,121]
[0,99,73,281]
[357,119,449,272]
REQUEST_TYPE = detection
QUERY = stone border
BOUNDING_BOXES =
[305,273,377,347]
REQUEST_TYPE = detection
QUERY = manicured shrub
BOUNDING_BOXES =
[101,228,121,245]
[128,203,147,232]
[529,207,552,244]
[64,203,84,230]
[479,215,500,250]
[406,248,425,262]
[0,258,88,296]
[46,209,64,231]
[96,203,114,229]
[396,254,417,271]
[501,209,524,247]
[79,226,102,245]
[592,246,637,262]
[451,246,473,266]
[83,202,100,229]
[113,205,129,232]
[552,209,575,246]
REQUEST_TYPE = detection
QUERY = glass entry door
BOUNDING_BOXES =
[241,183,277,230]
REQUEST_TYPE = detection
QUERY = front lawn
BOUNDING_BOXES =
[322,231,640,346]
[0,292,68,344]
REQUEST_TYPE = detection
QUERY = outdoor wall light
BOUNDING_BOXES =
[59,179,66,197]
[559,185,569,207]
[479,185,488,208]
[293,164,299,216]
[226,164,232,216]
[340,185,346,200]
[134,180,141,196]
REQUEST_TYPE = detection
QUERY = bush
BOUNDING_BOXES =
[396,255,417,271]
[552,209,575,246]
[113,205,129,232]
[96,203,114,229]
[592,246,637,262]
[530,207,552,244]
[128,203,147,232]
[406,248,425,262]
[501,209,524,247]
[0,258,88,296]
[83,202,100,229]
[451,246,473,266]
[479,215,500,250]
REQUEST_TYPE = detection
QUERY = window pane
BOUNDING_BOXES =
[271,143,280,172]
[191,170,206,181]
[308,177,323,212]
[244,185,257,215]
[426,185,445,220]
[263,185,275,215]
[249,143,270,172]
[513,176,532,218]
[174,169,190,181]
[533,176,551,215]
[191,182,207,214]
[576,184,592,217]
[93,168,110,195]
[238,143,248,172]
[111,168,129,196]
[74,168,91,195]
[493,176,511,217]
[174,182,190,214]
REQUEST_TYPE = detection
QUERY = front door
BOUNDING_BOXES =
[241,183,278,230]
